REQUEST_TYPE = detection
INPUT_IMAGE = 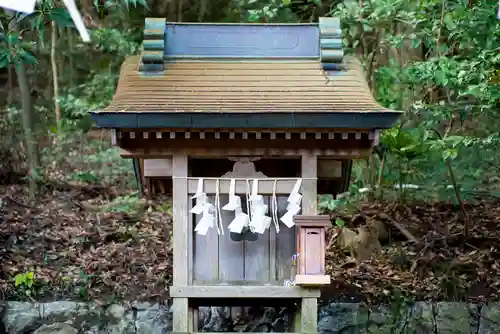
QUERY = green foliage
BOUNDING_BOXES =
[42,133,135,188]
[329,0,500,205]
[77,268,93,299]
[102,193,146,217]
[0,26,37,68]
[13,271,36,297]
[0,0,498,210]
[318,183,368,213]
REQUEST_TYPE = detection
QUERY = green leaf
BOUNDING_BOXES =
[443,13,456,31]
[7,33,20,46]
[19,50,38,65]
[443,148,458,160]
[14,274,23,287]
[335,218,345,227]
[49,8,75,28]
[0,52,11,68]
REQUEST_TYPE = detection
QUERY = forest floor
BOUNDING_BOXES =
[1,180,500,304]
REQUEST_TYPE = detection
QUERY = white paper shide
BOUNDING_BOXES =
[248,180,272,234]
[191,178,216,236]
[279,179,302,228]
[223,179,249,234]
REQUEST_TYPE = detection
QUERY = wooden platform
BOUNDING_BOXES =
[170,285,321,298]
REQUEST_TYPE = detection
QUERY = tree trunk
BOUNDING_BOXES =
[51,21,61,135]
[7,11,40,198]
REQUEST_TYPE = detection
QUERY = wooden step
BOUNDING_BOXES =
[170,285,320,299]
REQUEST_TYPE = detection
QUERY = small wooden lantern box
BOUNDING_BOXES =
[295,215,331,286]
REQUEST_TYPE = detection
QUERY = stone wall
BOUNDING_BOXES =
[1,301,500,333]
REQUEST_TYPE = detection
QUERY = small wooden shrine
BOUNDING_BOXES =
[91,17,401,333]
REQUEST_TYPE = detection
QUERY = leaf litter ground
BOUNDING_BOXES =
[1,183,500,303]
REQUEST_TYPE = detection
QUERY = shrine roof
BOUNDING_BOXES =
[90,19,401,130]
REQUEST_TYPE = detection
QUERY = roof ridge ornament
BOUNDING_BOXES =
[140,17,166,75]
[318,17,344,71]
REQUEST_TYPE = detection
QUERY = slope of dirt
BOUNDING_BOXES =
[324,201,500,303]
[0,183,172,302]
[1,183,500,303]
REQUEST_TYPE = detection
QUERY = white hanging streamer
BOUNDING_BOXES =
[248,179,272,234]
[279,179,303,228]
[224,179,249,234]
[222,179,239,211]
[191,178,217,236]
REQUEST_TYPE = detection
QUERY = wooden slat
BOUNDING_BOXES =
[113,81,366,88]
[124,75,352,82]
[275,196,296,283]
[113,93,377,100]
[169,285,321,298]
[112,85,369,93]
[218,195,245,281]
[243,219,270,281]
[193,196,220,281]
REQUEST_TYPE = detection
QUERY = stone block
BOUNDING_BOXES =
[318,302,369,333]
[435,302,479,334]
[478,303,500,334]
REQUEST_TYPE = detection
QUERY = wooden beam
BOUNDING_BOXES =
[301,154,318,215]
[169,285,321,298]
[119,147,371,158]
[172,154,189,285]
[186,178,304,195]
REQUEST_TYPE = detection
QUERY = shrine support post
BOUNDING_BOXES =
[171,154,195,333]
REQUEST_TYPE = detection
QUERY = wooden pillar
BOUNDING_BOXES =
[301,153,318,215]
[301,297,318,333]
[171,154,194,333]
[298,153,319,333]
